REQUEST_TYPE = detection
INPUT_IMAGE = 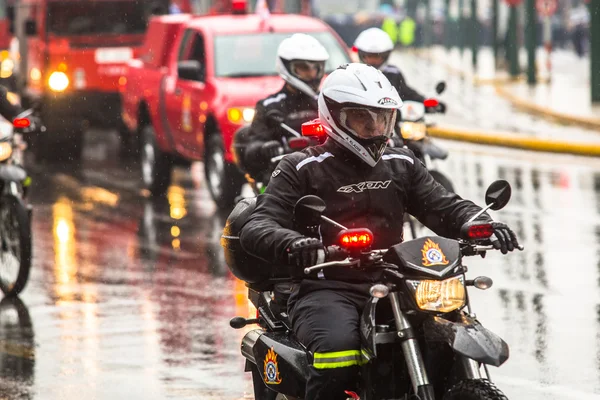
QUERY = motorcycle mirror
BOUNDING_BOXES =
[294,195,326,226]
[435,81,446,95]
[485,180,512,211]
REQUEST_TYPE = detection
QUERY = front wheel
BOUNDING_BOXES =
[0,194,32,297]
[444,379,508,400]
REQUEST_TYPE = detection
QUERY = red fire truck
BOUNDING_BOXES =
[12,0,170,161]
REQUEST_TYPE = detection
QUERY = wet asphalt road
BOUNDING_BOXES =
[1,129,600,400]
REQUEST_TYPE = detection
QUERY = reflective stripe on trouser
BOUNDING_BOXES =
[313,349,371,369]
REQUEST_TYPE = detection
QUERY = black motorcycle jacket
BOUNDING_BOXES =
[382,64,425,103]
[239,139,490,267]
[244,84,318,173]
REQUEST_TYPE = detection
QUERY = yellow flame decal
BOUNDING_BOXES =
[421,238,449,267]
[264,347,282,384]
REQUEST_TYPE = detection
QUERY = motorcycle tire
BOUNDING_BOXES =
[0,195,32,297]
[429,170,455,193]
[443,379,508,400]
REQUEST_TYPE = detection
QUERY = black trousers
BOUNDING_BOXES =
[288,282,371,400]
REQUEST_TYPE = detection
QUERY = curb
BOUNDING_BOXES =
[411,50,599,130]
[428,126,600,157]
[494,84,600,131]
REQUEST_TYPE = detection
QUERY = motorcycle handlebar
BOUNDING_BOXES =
[297,242,525,274]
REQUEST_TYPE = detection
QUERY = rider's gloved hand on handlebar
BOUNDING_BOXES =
[436,100,446,113]
[265,109,285,129]
[261,140,283,159]
[490,222,520,254]
[425,100,446,114]
[287,237,324,268]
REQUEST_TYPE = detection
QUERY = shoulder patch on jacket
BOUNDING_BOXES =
[263,93,287,107]
[296,152,334,171]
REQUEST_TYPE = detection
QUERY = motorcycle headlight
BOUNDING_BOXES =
[400,121,427,140]
[406,276,465,313]
[0,141,13,161]
[0,58,14,78]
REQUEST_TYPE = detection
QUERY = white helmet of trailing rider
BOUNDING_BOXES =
[276,33,330,99]
[318,63,402,167]
[353,27,394,69]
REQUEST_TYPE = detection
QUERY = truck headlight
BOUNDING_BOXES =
[48,71,69,92]
[227,107,255,124]
[0,142,13,161]
[406,276,465,313]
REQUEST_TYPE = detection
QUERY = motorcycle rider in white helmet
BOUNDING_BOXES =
[236,33,329,179]
[354,27,445,110]
[239,63,519,400]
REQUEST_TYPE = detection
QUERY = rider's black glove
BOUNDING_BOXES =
[436,101,447,113]
[425,100,446,114]
[490,222,520,254]
[265,109,285,129]
[287,237,324,269]
[261,140,283,159]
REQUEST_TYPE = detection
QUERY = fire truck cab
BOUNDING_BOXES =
[13,0,170,160]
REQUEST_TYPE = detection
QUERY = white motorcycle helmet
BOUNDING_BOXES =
[276,33,330,99]
[318,63,402,167]
[353,27,394,69]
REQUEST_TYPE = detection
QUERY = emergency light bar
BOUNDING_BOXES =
[337,228,374,250]
[423,98,439,108]
[13,118,30,128]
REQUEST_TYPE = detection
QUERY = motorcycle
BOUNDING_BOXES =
[398,81,453,193]
[223,179,522,400]
[0,108,44,297]
[232,112,320,197]
[398,82,454,240]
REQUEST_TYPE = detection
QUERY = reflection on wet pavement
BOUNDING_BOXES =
[432,141,600,399]
[2,130,600,399]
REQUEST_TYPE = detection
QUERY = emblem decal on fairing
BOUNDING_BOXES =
[421,238,449,267]
[264,347,282,384]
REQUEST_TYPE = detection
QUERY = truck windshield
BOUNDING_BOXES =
[214,31,350,78]
[47,1,147,36]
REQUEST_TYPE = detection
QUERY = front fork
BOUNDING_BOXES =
[388,292,435,400]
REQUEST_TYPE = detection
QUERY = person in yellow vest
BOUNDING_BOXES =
[399,16,416,47]
[381,16,399,47]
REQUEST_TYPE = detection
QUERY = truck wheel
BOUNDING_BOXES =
[140,125,172,196]
[444,379,508,400]
[205,134,244,209]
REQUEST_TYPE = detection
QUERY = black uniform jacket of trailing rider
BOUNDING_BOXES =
[239,139,489,275]
[244,84,318,172]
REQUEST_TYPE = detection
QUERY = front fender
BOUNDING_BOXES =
[423,313,509,367]
[0,164,26,183]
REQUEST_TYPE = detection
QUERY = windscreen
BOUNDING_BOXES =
[213,31,350,78]
[47,1,148,36]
